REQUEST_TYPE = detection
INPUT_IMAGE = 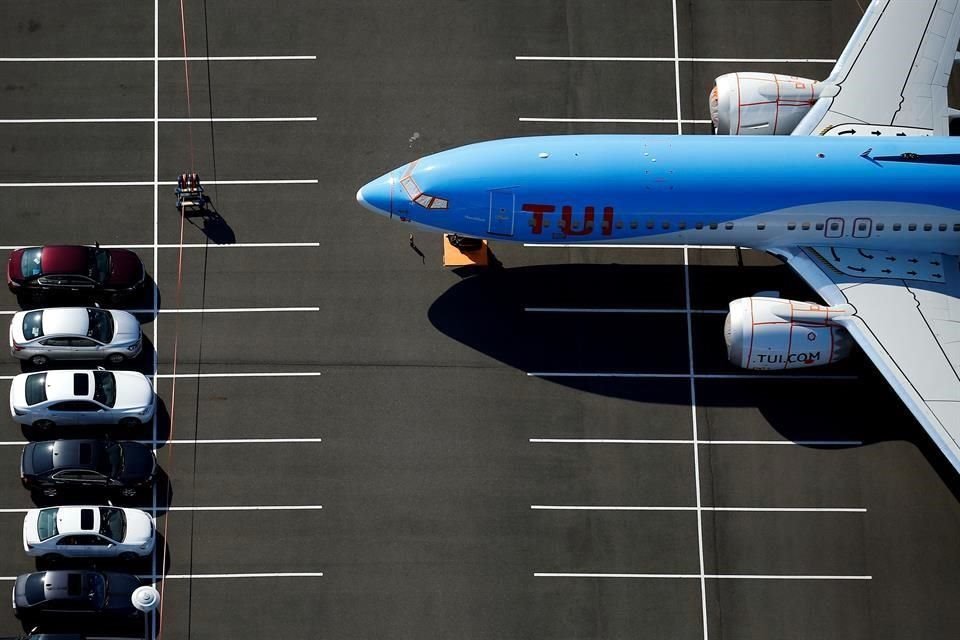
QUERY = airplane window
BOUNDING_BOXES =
[615,220,624,229]
[757,223,766,230]
[938,224,947,231]
[646,221,654,230]
[429,198,448,209]
[695,222,703,230]
[724,222,734,230]
[815,223,824,231]
[709,223,718,230]
[678,222,687,230]
[830,222,839,231]
[875,223,885,231]
[923,223,932,231]
[415,194,432,208]
[400,177,420,200]
[954,224,960,231]
[908,223,917,231]
[787,223,796,230]
[630,220,638,229]
[893,223,901,231]
[661,221,670,230]
[801,222,810,230]
[543,220,551,228]
[857,223,866,231]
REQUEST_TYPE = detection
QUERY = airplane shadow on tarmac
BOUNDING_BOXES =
[427,261,960,494]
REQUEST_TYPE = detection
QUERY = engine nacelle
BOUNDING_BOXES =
[724,297,854,370]
[710,72,821,135]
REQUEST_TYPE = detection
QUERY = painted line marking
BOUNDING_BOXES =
[534,573,871,580]
[0,56,317,62]
[0,306,318,316]
[0,243,318,251]
[520,117,711,124]
[0,179,317,187]
[155,372,322,379]
[531,505,866,513]
[0,117,317,124]
[523,243,738,249]
[0,438,323,446]
[527,372,858,380]
[525,307,727,314]
[529,438,864,446]
[516,56,837,63]
[0,505,323,513]
[144,572,323,579]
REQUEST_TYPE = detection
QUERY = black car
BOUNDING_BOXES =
[12,570,141,620]
[20,440,157,497]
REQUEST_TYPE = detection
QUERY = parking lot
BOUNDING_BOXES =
[1,0,960,638]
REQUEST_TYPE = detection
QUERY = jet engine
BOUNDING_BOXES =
[724,297,854,370]
[709,72,821,135]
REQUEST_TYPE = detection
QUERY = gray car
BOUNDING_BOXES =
[9,307,141,366]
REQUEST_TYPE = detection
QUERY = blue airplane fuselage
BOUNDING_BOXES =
[357,135,960,252]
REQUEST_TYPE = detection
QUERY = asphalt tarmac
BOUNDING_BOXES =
[1,1,960,639]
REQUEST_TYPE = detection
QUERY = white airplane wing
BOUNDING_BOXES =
[775,246,960,470]
[793,0,960,136]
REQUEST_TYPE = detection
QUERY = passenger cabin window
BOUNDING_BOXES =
[695,222,703,230]
[954,224,960,231]
[757,224,766,230]
[678,222,687,230]
[893,223,902,231]
[801,222,810,230]
[923,223,932,231]
[709,223,718,230]
[939,224,947,231]
[646,221,655,230]
[661,221,670,230]
[724,223,734,230]
[815,223,824,231]
[876,223,885,231]
[908,223,917,231]
[630,220,638,229]
[787,223,796,230]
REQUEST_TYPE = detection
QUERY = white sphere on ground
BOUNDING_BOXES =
[132,585,161,612]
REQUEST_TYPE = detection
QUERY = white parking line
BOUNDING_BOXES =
[0,56,317,62]
[529,438,864,446]
[0,179,317,187]
[516,56,837,63]
[527,372,858,380]
[535,573,871,580]
[523,243,737,249]
[144,572,324,579]
[166,505,323,511]
[0,438,324,446]
[155,372,322,379]
[525,307,727,314]
[520,117,711,124]
[0,117,317,124]
[532,505,866,513]
[0,243,318,251]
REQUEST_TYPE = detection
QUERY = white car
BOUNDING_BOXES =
[23,505,155,561]
[9,307,142,366]
[9,369,156,429]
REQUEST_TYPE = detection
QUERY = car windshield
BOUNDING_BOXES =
[25,373,47,406]
[22,311,44,339]
[100,442,123,477]
[88,248,110,284]
[92,371,116,407]
[99,507,126,541]
[86,309,114,343]
[20,248,42,279]
[24,574,46,605]
[37,508,59,541]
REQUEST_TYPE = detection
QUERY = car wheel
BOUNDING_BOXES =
[107,352,126,365]
[29,354,49,367]
[119,417,142,427]
[43,553,64,565]
[32,419,55,431]
[118,551,138,562]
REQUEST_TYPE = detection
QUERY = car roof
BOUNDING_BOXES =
[39,308,90,337]
[39,570,99,602]
[42,370,94,402]
[52,506,102,535]
[38,246,91,276]
[49,440,105,471]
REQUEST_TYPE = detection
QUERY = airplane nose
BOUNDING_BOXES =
[356,171,395,217]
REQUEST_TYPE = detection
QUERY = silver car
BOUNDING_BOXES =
[9,307,142,366]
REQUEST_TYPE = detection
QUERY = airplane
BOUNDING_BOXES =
[357,0,960,474]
